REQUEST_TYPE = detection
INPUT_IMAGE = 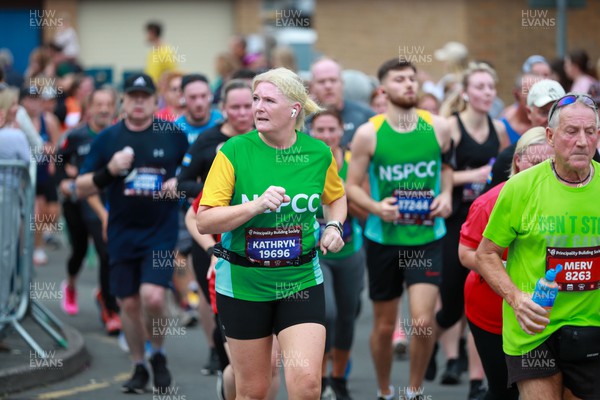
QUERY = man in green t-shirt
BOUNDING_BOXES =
[477,94,600,400]
[347,59,453,400]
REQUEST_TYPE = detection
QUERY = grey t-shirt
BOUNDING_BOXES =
[305,99,375,149]
[0,127,31,162]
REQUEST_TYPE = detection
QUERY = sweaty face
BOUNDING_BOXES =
[183,81,212,124]
[383,68,418,109]
[310,60,343,108]
[223,88,253,134]
[310,114,343,149]
[548,102,599,171]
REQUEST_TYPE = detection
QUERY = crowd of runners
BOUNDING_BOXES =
[1,19,600,400]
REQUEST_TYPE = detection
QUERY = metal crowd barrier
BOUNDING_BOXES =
[0,160,67,358]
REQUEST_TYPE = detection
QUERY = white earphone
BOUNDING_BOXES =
[291,109,297,118]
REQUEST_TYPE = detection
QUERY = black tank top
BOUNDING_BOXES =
[452,112,500,209]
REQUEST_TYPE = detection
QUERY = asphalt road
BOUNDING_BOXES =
[5,244,473,400]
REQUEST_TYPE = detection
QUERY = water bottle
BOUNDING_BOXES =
[120,146,134,176]
[532,264,563,310]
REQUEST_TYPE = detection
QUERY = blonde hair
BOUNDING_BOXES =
[509,126,548,177]
[0,86,18,126]
[440,62,498,117]
[253,67,323,131]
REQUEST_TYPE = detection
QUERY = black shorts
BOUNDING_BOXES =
[109,252,175,298]
[216,284,325,340]
[505,329,600,399]
[366,238,442,301]
[35,177,58,202]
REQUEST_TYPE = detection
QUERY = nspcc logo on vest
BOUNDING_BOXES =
[242,192,320,213]
[379,161,437,181]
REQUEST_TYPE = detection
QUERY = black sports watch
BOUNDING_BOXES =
[325,221,344,237]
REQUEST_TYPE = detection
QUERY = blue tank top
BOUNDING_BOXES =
[500,117,520,144]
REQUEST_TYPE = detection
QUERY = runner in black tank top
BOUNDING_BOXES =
[433,63,508,392]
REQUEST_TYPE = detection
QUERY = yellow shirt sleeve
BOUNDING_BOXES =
[200,151,235,207]
[321,153,345,205]
[145,45,178,85]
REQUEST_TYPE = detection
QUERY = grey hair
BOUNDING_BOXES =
[548,93,600,129]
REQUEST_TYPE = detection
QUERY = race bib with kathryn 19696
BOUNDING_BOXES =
[546,246,600,291]
[246,226,302,265]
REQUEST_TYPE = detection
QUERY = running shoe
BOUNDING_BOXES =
[105,312,122,336]
[216,371,225,400]
[200,347,220,375]
[440,358,462,385]
[468,381,487,400]
[122,364,149,394]
[149,352,172,390]
[392,324,408,357]
[320,377,335,400]
[376,385,394,400]
[33,248,48,266]
[118,331,129,353]
[330,376,352,400]
[61,280,78,315]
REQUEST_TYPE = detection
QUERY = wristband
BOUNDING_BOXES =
[92,166,116,189]
[325,221,344,237]
[206,246,214,257]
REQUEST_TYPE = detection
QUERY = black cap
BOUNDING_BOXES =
[181,73,209,91]
[124,73,156,95]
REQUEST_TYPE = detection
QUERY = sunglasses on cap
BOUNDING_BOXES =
[548,94,598,123]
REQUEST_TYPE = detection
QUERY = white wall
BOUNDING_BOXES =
[78,0,234,86]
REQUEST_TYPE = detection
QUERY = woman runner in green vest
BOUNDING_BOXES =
[197,68,347,400]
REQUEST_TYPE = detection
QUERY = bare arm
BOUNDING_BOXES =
[197,186,290,235]
[429,116,454,218]
[75,148,134,199]
[320,194,347,255]
[430,163,453,218]
[458,243,477,271]
[87,194,108,222]
[75,172,99,198]
[185,206,217,251]
[346,123,399,221]
[87,194,108,242]
[475,238,549,335]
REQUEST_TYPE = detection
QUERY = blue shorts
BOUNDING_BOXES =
[109,251,175,298]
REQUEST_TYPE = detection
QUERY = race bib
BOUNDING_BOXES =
[394,188,434,226]
[246,226,302,265]
[462,182,485,202]
[546,246,600,291]
[317,218,353,245]
[123,167,166,197]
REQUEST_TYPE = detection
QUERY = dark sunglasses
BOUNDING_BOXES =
[548,94,598,123]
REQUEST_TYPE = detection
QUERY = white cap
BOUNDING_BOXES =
[434,42,468,62]
[527,80,566,108]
